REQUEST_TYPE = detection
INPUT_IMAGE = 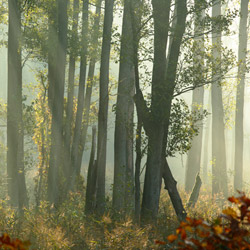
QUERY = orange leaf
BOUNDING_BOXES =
[167,234,178,243]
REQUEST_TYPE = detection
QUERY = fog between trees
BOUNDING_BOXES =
[0,0,250,225]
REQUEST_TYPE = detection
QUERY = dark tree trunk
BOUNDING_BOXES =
[7,0,28,210]
[48,0,68,204]
[96,0,114,214]
[113,0,136,214]
[234,0,249,191]
[211,0,228,197]
[69,0,89,190]
[162,160,187,221]
[139,0,187,222]
[187,173,202,208]
[85,126,97,214]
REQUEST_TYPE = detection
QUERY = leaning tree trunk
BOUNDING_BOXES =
[48,0,68,205]
[185,3,205,192]
[95,0,114,214]
[211,0,228,197]
[113,0,136,214]
[234,0,249,191]
[7,0,28,210]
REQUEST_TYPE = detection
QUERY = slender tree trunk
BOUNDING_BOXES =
[113,0,135,214]
[202,91,211,184]
[234,0,249,191]
[211,0,228,197]
[185,1,205,192]
[64,0,80,179]
[85,126,97,214]
[7,0,28,210]
[48,0,68,204]
[95,0,114,214]
[75,0,103,178]
[69,0,89,190]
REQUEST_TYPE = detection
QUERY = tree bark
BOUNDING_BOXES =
[75,0,103,178]
[113,0,136,214]
[140,0,187,221]
[85,126,97,214]
[7,0,28,210]
[64,0,80,180]
[96,0,114,214]
[234,0,249,191]
[187,173,202,208]
[162,160,187,221]
[48,0,68,205]
[211,0,228,197]
[69,0,89,190]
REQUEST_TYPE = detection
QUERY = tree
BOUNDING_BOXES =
[64,0,80,182]
[211,0,228,197]
[185,0,205,192]
[7,0,28,209]
[234,0,249,191]
[133,0,187,221]
[96,0,114,214]
[48,0,68,204]
[69,0,89,190]
[113,0,137,214]
[75,0,103,182]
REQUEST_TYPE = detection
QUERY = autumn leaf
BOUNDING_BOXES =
[167,234,177,243]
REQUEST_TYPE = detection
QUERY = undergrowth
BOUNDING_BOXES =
[0,187,234,249]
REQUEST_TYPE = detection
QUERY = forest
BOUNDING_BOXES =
[0,0,250,249]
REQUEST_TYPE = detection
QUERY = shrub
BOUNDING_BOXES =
[157,192,250,249]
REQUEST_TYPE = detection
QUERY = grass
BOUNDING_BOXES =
[0,186,232,249]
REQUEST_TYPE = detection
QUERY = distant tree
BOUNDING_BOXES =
[211,0,228,197]
[234,0,249,191]
[69,0,89,190]
[185,0,205,192]
[64,0,80,183]
[96,0,114,214]
[7,0,28,209]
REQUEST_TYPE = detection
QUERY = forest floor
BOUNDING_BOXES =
[0,186,237,249]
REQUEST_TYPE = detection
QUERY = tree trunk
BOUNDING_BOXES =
[185,1,205,192]
[75,0,103,178]
[139,0,187,222]
[7,0,28,210]
[202,91,211,184]
[113,0,136,214]
[95,0,114,214]
[64,0,80,180]
[211,0,228,197]
[69,0,89,190]
[187,173,202,208]
[162,160,187,221]
[234,0,249,191]
[85,126,97,214]
[48,0,68,205]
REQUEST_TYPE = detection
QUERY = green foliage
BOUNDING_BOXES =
[167,99,208,157]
